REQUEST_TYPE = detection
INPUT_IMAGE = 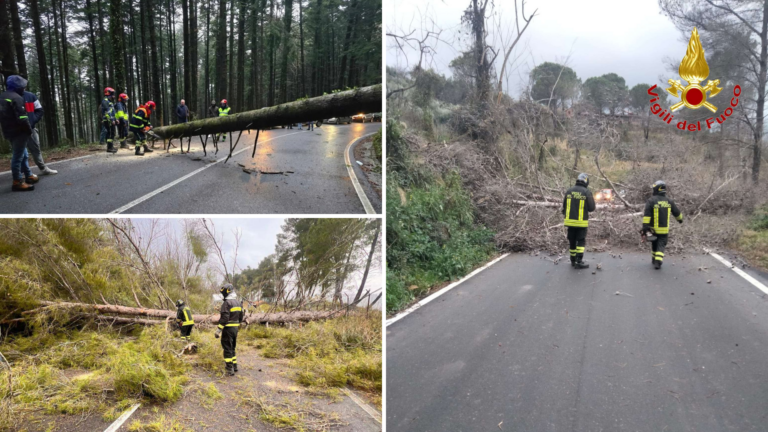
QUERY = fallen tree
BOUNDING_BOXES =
[152,85,381,139]
[10,301,343,326]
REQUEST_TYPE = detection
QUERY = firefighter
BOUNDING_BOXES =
[642,180,683,269]
[563,173,597,269]
[115,93,130,149]
[175,300,195,342]
[216,99,231,143]
[101,88,118,153]
[129,101,156,156]
[214,283,243,376]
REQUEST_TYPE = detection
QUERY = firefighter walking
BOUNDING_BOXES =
[129,101,156,156]
[642,180,683,269]
[563,173,597,269]
[115,93,130,149]
[214,283,243,376]
[101,88,118,153]
[175,300,195,342]
[216,99,231,143]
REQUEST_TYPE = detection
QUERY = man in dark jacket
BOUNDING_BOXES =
[176,99,189,124]
[562,173,597,269]
[207,100,218,118]
[23,90,57,175]
[129,101,156,156]
[101,87,118,153]
[1,75,36,192]
[642,180,683,270]
[175,300,195,342]
[214,283,243,376]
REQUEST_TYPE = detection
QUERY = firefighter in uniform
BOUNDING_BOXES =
[129,101,156,156]
[101,88,118,153]
[642,180,683,269]
[214,283,243,376]
[216,99,231,143]
[115,93,130,149]
[563,173,597,269]
[175,300,195,342]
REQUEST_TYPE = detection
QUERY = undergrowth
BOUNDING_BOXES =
[733,204,768,271]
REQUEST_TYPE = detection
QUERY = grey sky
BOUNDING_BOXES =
[387,0,691,96]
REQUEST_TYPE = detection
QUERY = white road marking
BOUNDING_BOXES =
[708,251,768,295]
[344,132,377,214]
[342,387,382,424]
[386,253,510,327]
[103,403,141,432]
[0,153,96,176]
[109,132,303,214]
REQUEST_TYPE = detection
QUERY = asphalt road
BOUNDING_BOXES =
[0,123,381,214]
[387,251,768,432]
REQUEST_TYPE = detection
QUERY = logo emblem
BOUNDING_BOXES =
[666,27,722,112]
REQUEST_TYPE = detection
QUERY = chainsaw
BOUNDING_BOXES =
[640,229,657,243]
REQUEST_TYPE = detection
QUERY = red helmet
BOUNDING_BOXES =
[119,93,129,101]
[104,87,115,96]
[221,99,228,105]
[145,101,156,111]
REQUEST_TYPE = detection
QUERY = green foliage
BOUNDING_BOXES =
[372,128,382,161]
[582,73,629,114]
[530,62,580,110]
[734,205,768,270]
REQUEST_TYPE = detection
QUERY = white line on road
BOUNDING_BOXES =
[103,403,141,432]
[708,251,768,295]
[386,253,510,327]
[109,131,303,214]
[342,387,382,424]
[344,132,376,214]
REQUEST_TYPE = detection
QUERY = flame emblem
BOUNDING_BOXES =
[666,27,722,112]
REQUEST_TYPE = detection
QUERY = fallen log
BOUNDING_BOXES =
[31,301,342,325]
[152,85,381,139]
[511,200,642,210]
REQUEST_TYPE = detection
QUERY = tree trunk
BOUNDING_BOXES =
[215,0,228,100]
[753,1,768,184]
[236,0,246,108]
[29,0,57,147]
[52,0,75,144]
[190,0,199,116]
[153,84,380,138]
[354,223,379,303]
[336,0,357,90]
[267,0,275,105]
[168,0,179,118]
[205,0,211,108]
[182,0,191,112]
[228,0,234,101]
[147,0,164,125]
[311,0,322,96]
[279,0,293,103]
[8,0,26,77]
[110,0,128,93]
[0,0,17,76]
[85,0,102,104]
[298,0,305,97]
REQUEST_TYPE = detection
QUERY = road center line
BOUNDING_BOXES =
[103,403,141,432]
[386,253,510,327]
[109,131,303,214]
[708,251,768,295]
[344,132,377,214]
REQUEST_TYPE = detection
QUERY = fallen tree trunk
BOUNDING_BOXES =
[29,301,341,325]
[152,84,381,139]
[511,200,642,210]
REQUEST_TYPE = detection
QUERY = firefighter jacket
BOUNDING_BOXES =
[642,192,683,235]
[562,184,596,228]
[176,306,195,326]
[129,106,152,131]
[101,97,116,122]
[22,91,44,128]
[0,89,33,139]
[115,101,128,122]
[217,296,244,329]
[218,106,231,116]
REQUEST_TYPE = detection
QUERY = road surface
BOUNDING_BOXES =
[387,251,768,432]
[0,123,381,214]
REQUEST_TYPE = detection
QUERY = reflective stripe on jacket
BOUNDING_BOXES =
[218,107,230,116]
[562,184,596,228]
[176,306,195,326]
[643,194,682,235]
[218,297,244,329]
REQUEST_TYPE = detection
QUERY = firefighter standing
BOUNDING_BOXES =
[129,101,156,156]
[216,99,231,143]
[563,173,597,269]
[175,300,195,342]
[642,180,683,269]
[115,93,130,149]
[214,283,243,376]
[101,88,118,153]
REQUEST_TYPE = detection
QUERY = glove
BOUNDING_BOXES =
[215,328,222,339]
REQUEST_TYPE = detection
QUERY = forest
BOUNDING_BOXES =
[0,0,382,151]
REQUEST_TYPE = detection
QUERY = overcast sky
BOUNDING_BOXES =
[387,0,691,96]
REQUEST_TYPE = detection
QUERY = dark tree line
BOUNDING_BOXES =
[0,0,381,151]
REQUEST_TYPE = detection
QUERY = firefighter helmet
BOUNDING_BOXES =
[119,93,129,101]
[104,87,116,96]
[221,99,228,105]
[176,299,185,308]
[145,101,156,111]
[220,283,234,298]
[576,173,589,187]
[652,180,667,195]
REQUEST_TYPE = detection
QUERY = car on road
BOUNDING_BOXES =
[326,116,352,124]
[372,112,382,121]
[353,113,376,123]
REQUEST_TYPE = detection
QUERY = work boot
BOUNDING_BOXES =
[574,259,590,269]
[233,363,238,373]
[25,174,39,184]
[40,166,58,175]
[652,256,656,265]
[654,261,662,270]
[106,142,117,153]
[11,179,34,192]
[225,363,235,376]
[570,256,576,267]
[143,144,154,153]
[120,141,129,149]
[135,146,144,156]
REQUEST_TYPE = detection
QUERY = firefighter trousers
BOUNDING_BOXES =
[567,227,587,262]
[221,326,238,370]
[103,121,115,145]
[180,324,193,341]
[651,234,668,264]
